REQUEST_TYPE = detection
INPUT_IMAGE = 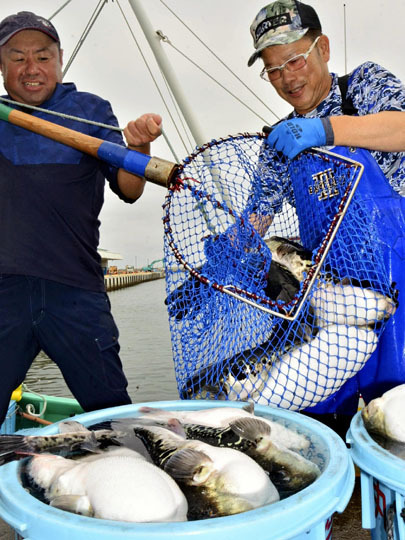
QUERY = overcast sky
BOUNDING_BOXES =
[1,0,403,267]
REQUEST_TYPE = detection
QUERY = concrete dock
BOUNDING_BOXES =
[104,270,164,291]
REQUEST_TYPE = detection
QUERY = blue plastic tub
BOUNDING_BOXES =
[0,401,16,435]
[0,401,354,540]
[347,410,405,539]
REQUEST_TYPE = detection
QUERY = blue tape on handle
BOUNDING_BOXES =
[97,141,151,177]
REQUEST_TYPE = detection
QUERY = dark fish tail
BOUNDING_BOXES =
[0,435,35,465]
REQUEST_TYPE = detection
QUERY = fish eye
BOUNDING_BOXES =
[193,464,211,485]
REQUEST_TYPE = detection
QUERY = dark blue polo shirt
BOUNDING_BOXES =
[0,83,134,292]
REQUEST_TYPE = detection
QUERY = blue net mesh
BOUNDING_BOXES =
[163,135,397,410]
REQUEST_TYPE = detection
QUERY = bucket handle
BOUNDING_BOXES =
[360,471,376,529]
[0,500,28,536]
[396,491,405,540]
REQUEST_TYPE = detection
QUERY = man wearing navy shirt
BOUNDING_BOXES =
[0,11,162,425]
[248,1,405,437]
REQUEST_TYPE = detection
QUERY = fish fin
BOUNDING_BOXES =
[110,418,168,433]
[164,448,213,485]
[0,435,34,465]
[79,431,101,454]
[58,421,90,434]
[87,420,114,431]
[110,418,139,430]
[267,236,311,258]
[138,406,163,414]
[166,418,187,438]
[50,495,93,516]
[242,402,255,414]
[229,418,271,443]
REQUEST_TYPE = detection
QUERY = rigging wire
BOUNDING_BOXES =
[158,0,280,122]
[0,96,123,131]
[62,0,109,78]
[156,31,274,126]
[48,0,74,21]
[115,0,185,162]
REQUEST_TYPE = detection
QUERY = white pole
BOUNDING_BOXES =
[127,0,234,220]
[127,0,206,147]
[343,3,347,74]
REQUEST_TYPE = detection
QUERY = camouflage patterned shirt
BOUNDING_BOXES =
[255,61,405,216]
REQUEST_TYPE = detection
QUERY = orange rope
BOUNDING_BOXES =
[18,411,53,425]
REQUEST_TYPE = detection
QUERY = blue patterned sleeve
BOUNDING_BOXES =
[251,143,293,216]
[348,61,405,114]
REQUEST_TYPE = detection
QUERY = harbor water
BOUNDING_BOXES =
[23,276,179,403]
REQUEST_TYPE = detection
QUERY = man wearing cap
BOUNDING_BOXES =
[248,1,405,437]
[0,11,162,426]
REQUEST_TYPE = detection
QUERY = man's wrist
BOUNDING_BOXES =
[320,117,335,146]
[127,143,148,149]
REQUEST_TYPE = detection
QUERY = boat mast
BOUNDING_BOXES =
[127,0,206,148]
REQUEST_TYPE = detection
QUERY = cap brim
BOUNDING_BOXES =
[247,28,309,67]
[0,30,19,46]
[0,27,59,46]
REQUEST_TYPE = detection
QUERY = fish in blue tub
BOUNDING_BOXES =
[128,423,279,520]
[26,446,188,522]
[362,384,405,443]
[0,420,140,465]
[112,414,320,496]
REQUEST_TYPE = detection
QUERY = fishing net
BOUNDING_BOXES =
[163,134,397,411]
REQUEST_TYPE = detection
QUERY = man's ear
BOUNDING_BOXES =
[318,35,330,63]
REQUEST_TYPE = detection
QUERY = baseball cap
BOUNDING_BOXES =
[248,0,321,66]
[0,11,60,47]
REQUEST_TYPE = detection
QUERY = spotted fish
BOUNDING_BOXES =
[162,416,320,494]
[128,423,279,519]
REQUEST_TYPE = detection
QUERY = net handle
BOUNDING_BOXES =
[0,101,177,188]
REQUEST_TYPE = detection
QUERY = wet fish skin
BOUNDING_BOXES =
[362,384,405,443]
[265,237,397,328]
[27,447,188,523]
[0,431,102,465]
[264,236,313,283]
[0,420,140,465]
[177,418,266,455]
[168,417,321,494]
[129,423,279,519]
[133,404,310,450]
[264,260,301,303]
[225,324,378,411]
[163,449,256,520]
[310,282,397,327]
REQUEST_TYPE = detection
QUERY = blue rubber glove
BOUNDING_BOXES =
[266,118,332,159]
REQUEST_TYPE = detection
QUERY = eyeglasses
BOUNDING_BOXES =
[260,36,321,82]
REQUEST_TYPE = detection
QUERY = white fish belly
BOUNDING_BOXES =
[310,284,396,326]
[256,324,378,410]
